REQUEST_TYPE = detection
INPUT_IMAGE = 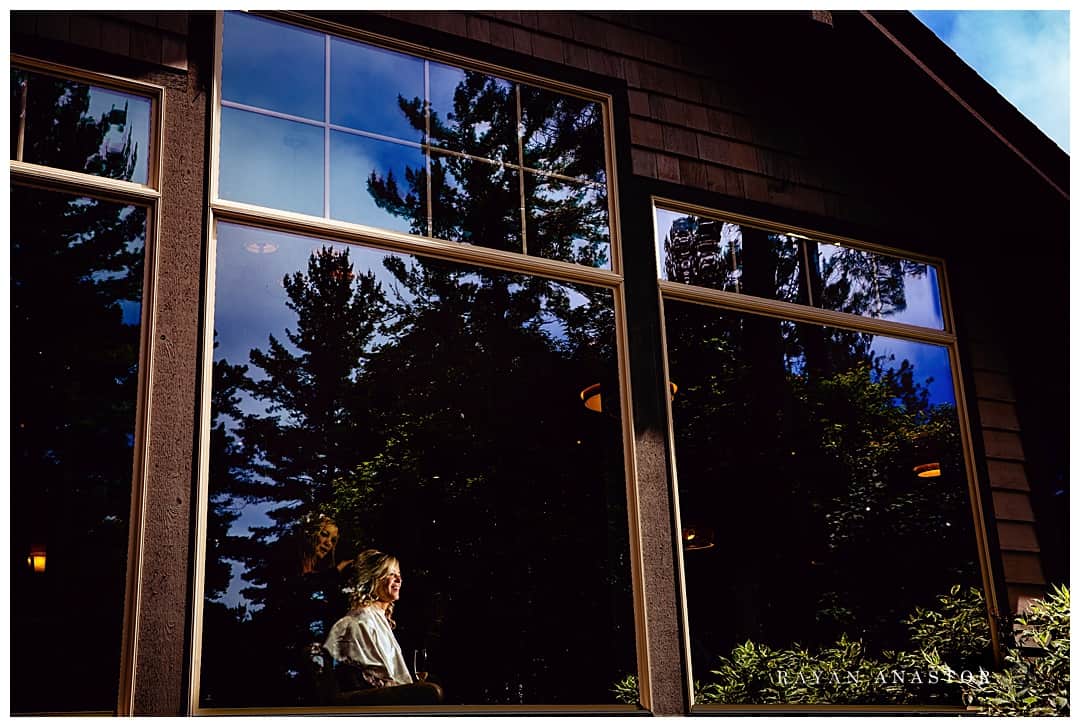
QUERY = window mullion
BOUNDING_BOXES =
[516,83,527,256]
[324,34,331,219]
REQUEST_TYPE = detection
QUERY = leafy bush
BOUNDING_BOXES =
[612,585,991,707]
[611,674,638,705]
[924,585,1069,716]
[612,586,1068,713]
[903,584,993,664]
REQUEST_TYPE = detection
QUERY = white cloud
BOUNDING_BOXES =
[919,10,1069,151]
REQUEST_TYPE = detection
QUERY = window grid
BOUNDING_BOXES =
[217,30,608,256]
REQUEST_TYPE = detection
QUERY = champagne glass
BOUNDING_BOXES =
[413,648,429,682]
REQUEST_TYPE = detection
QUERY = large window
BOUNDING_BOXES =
[10,59,160,714]
[196,13,637,712]
[654,202,994,709]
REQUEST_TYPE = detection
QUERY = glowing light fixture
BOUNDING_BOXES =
[580,381,677,414]
[27,545,46,573]
[913,462,942,478]
[682,526,714,551]
[580,383,603,413]
[244,241,279,254]
[911,431,943,478]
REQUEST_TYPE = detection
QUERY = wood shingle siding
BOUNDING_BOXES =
[15,12,189,70]
[967,328,1046,609]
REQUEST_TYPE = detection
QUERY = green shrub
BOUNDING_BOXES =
[611,585,1069,713]
[611,674,638,705]
[611,585,992,707]
[924,585,1069,716]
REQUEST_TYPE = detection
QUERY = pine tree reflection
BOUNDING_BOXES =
[664,300,986,696]
[11,74,147,710]
[202,60,630,707]
[202,233,634,705]
[659,210,945,330]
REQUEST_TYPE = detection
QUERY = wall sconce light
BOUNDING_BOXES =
[580,383,603,413]
[580,381,677,414]
[682,526,715,551]
[27,545,46,573]
[911,431,942,478]
[913,462,942,478]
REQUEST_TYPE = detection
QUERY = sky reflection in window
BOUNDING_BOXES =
[222,11,325,120]
[330,132,425,234]
[217,12,612,268]
[219,107,324,217]
[330,37,424,141]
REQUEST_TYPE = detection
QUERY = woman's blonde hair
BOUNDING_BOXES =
[295,513,338,573]
[347,548,400,628]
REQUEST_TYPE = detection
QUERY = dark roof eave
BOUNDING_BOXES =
[861,10,1068,199]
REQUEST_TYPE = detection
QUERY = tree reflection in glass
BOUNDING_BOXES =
[664,300,989,705]
[330,131,424,233]
[656,209,803,301]
[216,13,613,268]
[11,186,146,712]
[814,243,944,329]
[520,85,606,185]
[200,222,635,707]
[428,62,517,161]
[430,152,521,252]
[12,67,151,184]
[527,173,610,268]
[656,208,944,328]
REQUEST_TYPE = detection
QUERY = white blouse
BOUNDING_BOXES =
[323,606,413,687]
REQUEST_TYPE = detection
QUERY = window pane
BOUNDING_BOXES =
[199,222,635,707]
[664,300,990,706]
[222,11,325,120]
[330,132,425,234]
[219,107,324,217]
[521,86,606,185]
[11,185,146,713]
[656,208,805,303]
[330,37,424,142]
[526,173,610,269]
[814,243,944,329]
[431,152,522,253]
[12,67,152,184]
[428,62,516,162]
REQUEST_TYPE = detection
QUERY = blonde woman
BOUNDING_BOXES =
[323,549,442,705]
[296,513,351,576]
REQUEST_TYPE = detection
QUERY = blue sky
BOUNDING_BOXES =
[913,10,1069,152]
